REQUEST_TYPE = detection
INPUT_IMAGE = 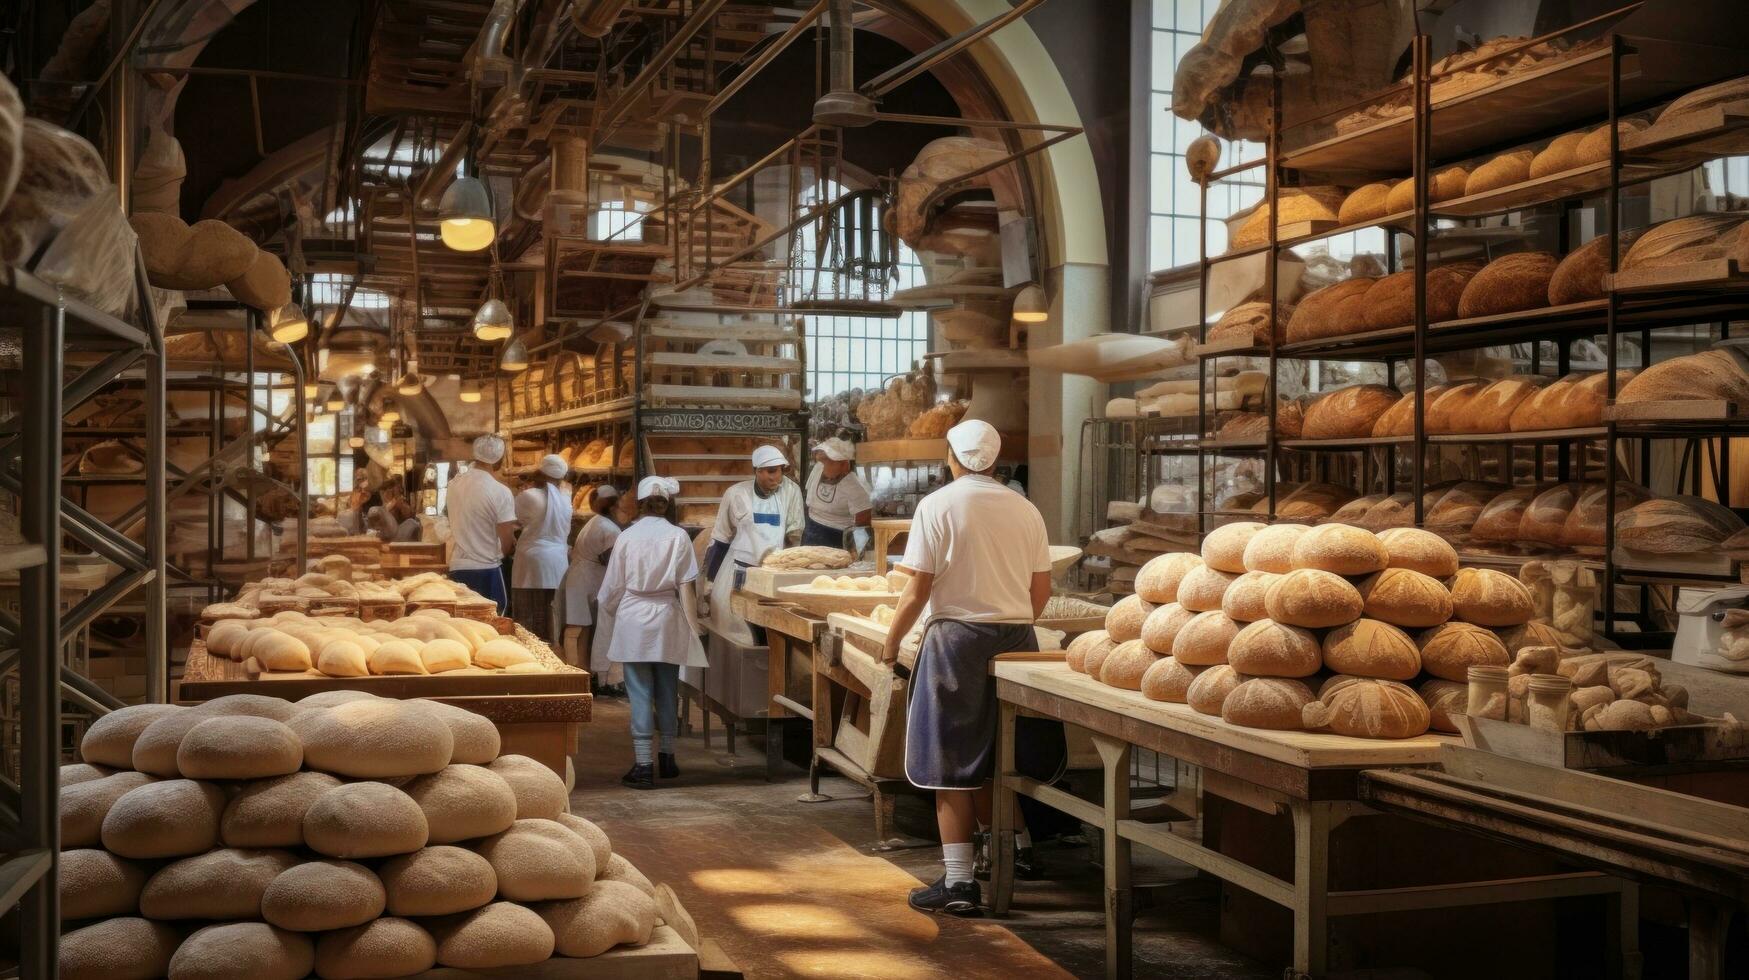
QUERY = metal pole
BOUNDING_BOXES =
[1411,34,1429,525]
[1604,34,1622,639]
[246,309,258,562]
[141,253,167,702]
[293,351,309,574]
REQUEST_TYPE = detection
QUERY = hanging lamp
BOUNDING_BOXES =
[380,399,401,424]
[499,336,529,373]
[459,378,483,403]
[348,434,365,448]
[302,381,320,399]
[268,302,310,343]
[473,297,513,342]
[1011,283,1049,323]
[395,355,424,395]
[325,390,346,412]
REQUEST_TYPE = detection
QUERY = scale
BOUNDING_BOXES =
[1673,585,1749,673]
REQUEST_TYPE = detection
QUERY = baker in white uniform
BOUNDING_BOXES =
[597,476,708,790]
[701,444,804,645]
[881,419,1052,918]
[802,437,873,550]
[561,485,623,684]
[509,453,574,641]
[444,435,518,614]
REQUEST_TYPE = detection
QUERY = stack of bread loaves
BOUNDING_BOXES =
[60,691,664,979]
[203,609,551,679]
[1074,522,1543,739]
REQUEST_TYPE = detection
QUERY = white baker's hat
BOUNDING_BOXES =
[751,445,788,469]
[538,454,569,479]
[813,437,854,462]
[472,434,506,464]
[946,419,1000,471]
[637,475,680,500]
[593,484,620,499]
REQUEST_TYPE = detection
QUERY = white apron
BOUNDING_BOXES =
[562,515,618,626]
[600,517,708,668]
[709,483,790,644]
[511,484,570,589]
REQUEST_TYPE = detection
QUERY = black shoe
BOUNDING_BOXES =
[621,763,654,790]
[658,753,680,779]
[908,875,982,917]
[973,832,1043,882]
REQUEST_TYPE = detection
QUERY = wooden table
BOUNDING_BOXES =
[731,590,827,780]
[990,663,1639,980]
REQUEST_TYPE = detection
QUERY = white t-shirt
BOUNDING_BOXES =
[711,479,805,565]
[899,474,1051,624]
[804,468,872,530]
[445,467,517,571]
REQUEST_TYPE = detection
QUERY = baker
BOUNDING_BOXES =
[801,437,872,549]
[596,476,708,790]
[443,434,518,615]
[335,486,373,536]
[702,444,803,644]
[561,485,624,685]
[509,453,574,642]
[880,419,1052,918]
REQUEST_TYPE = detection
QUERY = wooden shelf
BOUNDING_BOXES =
[644,384,803,410]
[506,396,634,435]
[1278,435,1413,451]
[1622,100,1749,164]
[1426,426,1609,444]
[856,437,1024,465]
[1277,210,1414,250]
[0,543,47,574]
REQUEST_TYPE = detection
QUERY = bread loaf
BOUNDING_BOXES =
[1240,524,1309,574]
[1264,569,1364,628]
[1202,521,1266,573]
[1464,150,1535,195]
[1376,527,1459,577]
[401,764,518,844]
[1618,348,1749,407]
[1451,376,1544,432]
[221,770,342,848]
[1099,639,1162,691]
[477,818,596,902]
[1562,482,1651,547]
[536,880,658,959]
[1083,634,1121,678]
[168,922,314,980]
[1616,495,1747,553]
[177,716,302,780]
[1140,603,1196,654]
[1426,481,1506,529]
[1548,228,1646,305]
[1275,482,1357,521]
[1338,182,1392,224]
[1420,678,1469,732]
[1425,380,1489,433]
[1418,621,1509,681]
[1302,676,1430,738]
[1104,594,1155,643]
[304,782,430,859]
[1230,186,1346,249]
[1222,677,1316,730]
[1521,483,1582,543]
[487,754,569,820]
[314,918,438,980]
[429,902,555,969]
[1450,568,1535,626]
[1066,629,1111,672]
[1471,485,1541,541]
[1385,167,1467,212]
[1322,619,1421,680]
[1621,213,1748,271]
[1275,397,1305,438]
[1176,565,1235,613]
[1208,301,1281,348]
[1171,611,1240,666]
[1360,264,1480,330]
[1529,131,1586,179]
[1573,119,1648,165]
[298,699,453,778]
[1290,523,1388,576]
[260,858,386,932]
[1140,656,1202,703]
[1135,552,1204,604]
[1372,388,1428,437]
[379,845,499,917]
[1357,568,1454,628]
[1301,385,1400,439]
[1284,278,1375,344]
[101,778,226,859]
[61,847,148,920]
[1222,571,1280,623]
[80,702,183,769]
[1227,619,1321,677]
[1186,664,1242,716]
[1457,251,1557,318]
[1330,494,1384,526]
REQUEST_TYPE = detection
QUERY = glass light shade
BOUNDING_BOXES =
[268,303,310,343]
[380,403,401,424]
[394,370,423,395]
[1011,282,1049,323]
[439,176,495,251]
[348,435,365,448]
[302,381,320,399]
[325,393,346,411]
[499,337,529,373]
[459,379,483,403]
[472,298,514,342]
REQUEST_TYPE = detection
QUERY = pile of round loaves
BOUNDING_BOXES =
[204,610,551,678]
[1069,522,1555,739]
[60,691,663,979]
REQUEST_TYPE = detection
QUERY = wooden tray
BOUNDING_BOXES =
[739,565,860,599]
[1456,714,1749,771]
[414,926,696,979]
[775,585,901,616]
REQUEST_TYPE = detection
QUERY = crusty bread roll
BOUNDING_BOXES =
[1420,678,1469,733]
[1172,610,1241,666]
[1135,552,1204,604]
[1323,619,1421,680]
[1418,622,1510,681]
[1338,182,1392,224]
[1099,640,1161,691]
[1357,568,1454,628]
[1186,663,1243,716]
[1290,523,1388,576]
[1264,569,1364,628]
[1562,482,1651,547]
[1083,634,1122,679]
[1618,348,1749,408]
[1176,565,1236,613]
[1222,571,1280,623]
[1140,655,1202,703]
[1201,521,1266,574]
[1301,385,1401,439]
[1227,619,1321,677]
[1240,524,1310,574]
[1547,228,1645,306]
[1464,150,1535,195]
[1450,568,1535,627]
[1528,131,1587,179]
[1472,485,1542,542]
[1451,376,1544,433]
[254,632,313,672]
[1066,629,1112,673]
[1615,495,1747,553]
[1303,676,1430,739]
[1521,483,1582,544]
[1376,528,1459,578]
[1140,603,1196,655]
[1457,251,1557,319]
[1104,594,1156,644]
[1284,278,1375,345]
[1222,677,1316,731]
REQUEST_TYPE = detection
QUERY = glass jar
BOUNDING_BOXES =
[1526,675,1575,733]
[1467,665,1510,722]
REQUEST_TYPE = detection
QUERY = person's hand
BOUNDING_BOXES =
[696,594,711,619]
[879,640,899,666]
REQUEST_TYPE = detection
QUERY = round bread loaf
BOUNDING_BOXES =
[1356,568,1453,628]
[1450,568,1535,626]
[1424,382,1489,435]
[1376,527,1459,577]
[1463,149,1535,195]
[1264,569,1364,628]
[1426,481,1506,530]
[140,846,299,920]
[1418,622,1510,681]
[538,879,660,958]
[1098,639,1162,691]
[1140,603,1196,654]
[169,922,314,980]
[1066,629,1112,673]
[599,852,657,897]
[1226,619,1321,677]
[1175,565,1235,613]
[221,770,341,848]
[176,715,302,780]
[1139,656,1202,703]
[102,778,225,859]
[422,638,472,673]
[1083,633,1123,677]
[430,901,556,969]
[1135,552,1204,604]
[1457,251,1557,318]
[61,917,181,980]
[380,845,499,917]
[1369,390,1421,438]
[315,918,437,980]
[61,762,114,786]
[1454,377,1544,433]
[60,847,148,920]
[369,639,426,675]
[1322,619,1421,680]
[198,693,296,720]
[1221,677,1316,730]
[1564,482,1652,548]
[1548,230,1645,307]
[1420,678,1469,733]
[1303,676,1430,738]
[207,620,252,658]
[132,710,218,777]
[1103,594,1155,643]
[261,859,385,932]
[1201,521,1265,573]
[1171,611,1241,666]
[1364,493,1418,531]
[1290,523,1387,576]
[1186,664,1243,716]
[316,639,369,677]
[1471,485,1541,541]
[402,764,519,844]
[1502,620,1566,655]
[478,818,596,901]
[488,753,569,820]
[1529,130,1587,178]
[415,700,502,765]
[304,782,430,859]
[556,812,614,869]
[62,771,158,848]
[1241,523,1310,574]
[1337,182,1392,224]
[81,703,184,768]
[299,698,454,778]
[1384,166,1468,213]
[1287,278,1374,342]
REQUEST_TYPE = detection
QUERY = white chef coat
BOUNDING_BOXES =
[804,468,872,530]
[899,474,1051,625]
[445,467,517,571]
[708,478,804,640]
[598,516,707,667]
[562,513,621,625]
[512,483,573,589]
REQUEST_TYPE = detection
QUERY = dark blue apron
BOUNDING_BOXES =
[904,619,1040,790]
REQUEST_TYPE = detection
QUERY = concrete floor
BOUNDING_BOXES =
[568,695,1273,980]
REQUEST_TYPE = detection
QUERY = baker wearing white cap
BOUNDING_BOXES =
[802,437,873,548]
[702,444,804,644]
[443,434,519,613]
[597,475,707,789]
[507,453,575,641]
[561,483,624,683]
[882,418,1052,918]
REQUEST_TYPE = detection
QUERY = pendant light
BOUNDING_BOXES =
[395,358,425,396]
[499,335,530,373]
[1011,282,1049,324]
[473,297,513,342]
[269,302,310,343]
[348,434,365,449]
[303,381,320,399]
[325,390,346,412]
[380,400,401,424]
[459,378,483,403]
[439,127,495,255]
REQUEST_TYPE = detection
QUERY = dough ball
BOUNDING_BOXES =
[304,781,430,859]
[401,764,518,844]
[59,848,148,920]
[177,715,302,780]
[81,703,184,768]
[316,639,369,677]
[261,859,385,932]
[537,879,659,957]
[101,778,226,859]
[599,852,656,898]
[299,698,454,778]
[476,818,596,901]
[60,762,114,786]
[169,922,314,980]
[221,770,342,848]
[368,639,426,675]
[476,637,535,669]
[415,700,501,765]
[131,711,213,777]
[295,690,381,710]
[486,753,568,819]
[61,918,181,980]
[429,902,555,969]
[196,693,297,721]
[379,845,498,917]
[421,638,472,673]
[314,918,437,980]
[555,812,613,869]
[140,847,299,920]
[62,771,157,848]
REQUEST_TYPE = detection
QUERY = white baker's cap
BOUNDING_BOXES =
[814,437,854,462]
[637,475,680,500]
[538,454,569,479]
[946,419,1000,471]
[593,484,620,499]
[751,445,788,469]
[472,434,506,464]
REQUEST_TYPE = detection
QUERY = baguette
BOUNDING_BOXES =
[1463,150,1536,196]
[1301,385,1401,439]
[1617,348,1749,407]
[1456,251,1557,318]
[1284,278,1375,344]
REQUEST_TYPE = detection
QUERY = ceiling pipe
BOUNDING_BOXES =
[812,0,876,126]
[474,0,529,87]
[416,122,472,210]
[571,0,632,38]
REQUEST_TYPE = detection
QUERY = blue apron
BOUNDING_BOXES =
[904,620,1041,790]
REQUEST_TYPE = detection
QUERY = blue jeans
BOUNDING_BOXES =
[448,566,508,614]
[623,661,679,765]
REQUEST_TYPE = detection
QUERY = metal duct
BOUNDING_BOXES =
[475,0,528,87]
[813,0,875,126]
[570,0,631,38]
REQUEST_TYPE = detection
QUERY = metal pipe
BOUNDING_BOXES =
[703,1,826,118]
[571,0,631,37]
[476,0,530,86]
[139,250,167,703]
[594,0,732,146]
[812,0,874,126]
[861,0,1046,99]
